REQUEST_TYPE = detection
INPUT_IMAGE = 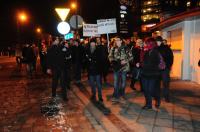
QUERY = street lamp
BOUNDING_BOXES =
[17,12,28,23]
[71,3,77,9]
[16,11,28,43]
[70,2,79,37]
[36,27,42,34]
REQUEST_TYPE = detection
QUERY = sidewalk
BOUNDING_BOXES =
[0,57,200,132]
[73,74,200,132]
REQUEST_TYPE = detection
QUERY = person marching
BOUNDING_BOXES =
[109,36,133,103]
[85,39,103,102]
[46,37,72,101]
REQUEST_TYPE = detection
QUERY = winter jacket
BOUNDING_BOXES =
[46,44,63,70]
[108,45,133,72]
[85,47,101,76]
[141,49,162,78]
[157,44,174,69]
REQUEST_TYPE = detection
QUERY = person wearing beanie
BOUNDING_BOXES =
[156,36,174,102]
[141,37,165,109]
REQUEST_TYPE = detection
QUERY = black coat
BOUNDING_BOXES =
[22,46,35,63]
[71,45,85,65]
[142,49,161,78]
[96,44,110,71]
[60,45,72,69]
[157,44,174,69]
[131,46,141,67]
[46,44,63,70]
[85,47,101,76]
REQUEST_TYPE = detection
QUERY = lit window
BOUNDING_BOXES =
[147,1,152,5]
[147,8,152,11]
[187,1,191,7]
[175,0,178,6]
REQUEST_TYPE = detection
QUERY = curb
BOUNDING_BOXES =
[71,85,120,132]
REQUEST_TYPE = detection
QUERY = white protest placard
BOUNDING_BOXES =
[97,18,117,34]
[83,24,100,37]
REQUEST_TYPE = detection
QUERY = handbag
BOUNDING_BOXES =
[198,60,200,67]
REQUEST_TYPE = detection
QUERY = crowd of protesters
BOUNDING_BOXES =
[11,35,174,110]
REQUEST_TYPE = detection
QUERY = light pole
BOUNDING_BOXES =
[71,2,79,37]
[16,11,28,43]
[36,27,42,46]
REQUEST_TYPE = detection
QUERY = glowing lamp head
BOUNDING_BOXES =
[18,13,27,22]
[36,28,41,33]
[71,3,77,9]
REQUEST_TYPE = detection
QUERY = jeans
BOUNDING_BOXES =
[161,68,170,99]
[142,77,161,107]
[89,75,102,99]
[113,71,127,98]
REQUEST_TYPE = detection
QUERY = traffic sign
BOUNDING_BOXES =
[69,15,83,29]
[55,8,70,21]
[64,33,74,40]
[57,22,70,35]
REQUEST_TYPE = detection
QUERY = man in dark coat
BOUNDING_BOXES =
[85,39,103,102]
[96,37,110,86]
[156,36,174,102]
[46,38,72,101]
[71,39,85,85]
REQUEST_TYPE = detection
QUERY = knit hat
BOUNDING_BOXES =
[155,36,163,42]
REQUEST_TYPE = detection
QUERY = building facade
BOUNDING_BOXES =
[140,0,200,33]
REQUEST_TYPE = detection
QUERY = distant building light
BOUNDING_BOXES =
[175,0,178,6]
[187,1,191,7]
[121,14,125,18]
[145,24,156,27]
[120,5,127,10]
[147,8,152,11]
[147,1,152,4]
[120,10,127,14]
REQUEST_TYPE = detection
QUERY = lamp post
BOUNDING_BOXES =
[36,27,42,34]
[16,11,28,43]
[71,2,79,37]
[36,27,42,46]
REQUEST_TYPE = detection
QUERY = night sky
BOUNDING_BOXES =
[0,0,119,46]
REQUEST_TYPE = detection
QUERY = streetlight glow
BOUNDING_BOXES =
[18,12,28,22]
[36,27,42,33]
[71,3,77,9]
